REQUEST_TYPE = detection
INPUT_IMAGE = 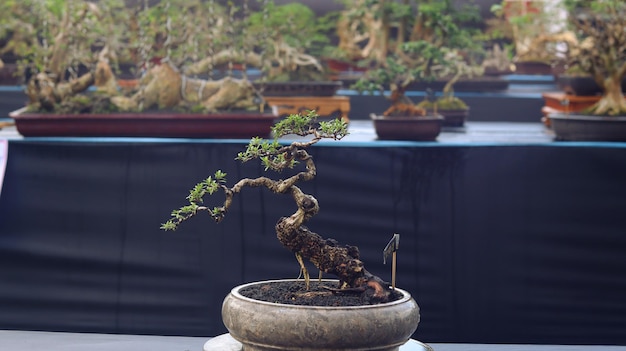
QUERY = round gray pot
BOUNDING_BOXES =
[221,279,420,351]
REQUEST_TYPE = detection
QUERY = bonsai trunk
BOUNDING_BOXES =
[383,86,427,117]
[276,186,390,302]
[26,71,95,111]
[590,74,626,116]
[110,62,260,112]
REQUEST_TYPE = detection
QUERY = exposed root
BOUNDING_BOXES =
[382,87,428,117]
[322,279,391,302]
[383,103,427,117]
[294,291,334,299]
[587,97,626,116]
[295,252,310,290]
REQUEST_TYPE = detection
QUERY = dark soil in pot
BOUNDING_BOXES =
[239,280,404,306]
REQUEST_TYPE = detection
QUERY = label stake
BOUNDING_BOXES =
[383,233,400,290]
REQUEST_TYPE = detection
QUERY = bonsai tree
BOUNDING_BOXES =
[481,44,515,75]
[563,0,626,115]
[334,0,481,66]
[107,0,263,113]
[12,0,266,114]
[12,0,128,112]
[351,43,446,117]
[246,1,329,82]
[161,111,394,303]
[416,50,484,113]
[490,0,576,69]
[350,0,482,117]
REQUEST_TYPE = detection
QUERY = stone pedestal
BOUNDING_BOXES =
[204,334,433,351]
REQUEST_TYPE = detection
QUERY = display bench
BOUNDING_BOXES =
[1,122,626,344]
[1,74,556,123]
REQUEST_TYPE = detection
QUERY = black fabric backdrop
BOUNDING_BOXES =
[1,140,626,344]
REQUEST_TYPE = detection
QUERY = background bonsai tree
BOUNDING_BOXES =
[416,50,484,113]
[109,0,263,113]
[490,0,575,69]
[563,0,626,115]
[334,0,481,66]
[246,1,329,82]
[161,111,395,303]
[11,0,266,114]
[13,0,128,112]
[350,0,483,117]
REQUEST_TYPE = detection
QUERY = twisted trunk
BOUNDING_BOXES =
[275,188,390,302]
[25,71,95,111]
[590,71,626,116]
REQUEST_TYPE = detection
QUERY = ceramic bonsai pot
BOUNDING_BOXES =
[324,58,368,73]
[513,61,553,75]
[371,114,443,141]
[221,279,420,351]
[406,77,509,92]
[548,112,626,141]
[9,108,277,138]
[430,109,469,128]
[541,92,602,113]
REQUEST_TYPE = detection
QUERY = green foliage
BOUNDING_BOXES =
[562,0,621,13]
[273,110,348,138]
[246,1,330,81]
[491,0,572,63]
[161,170,228,230]
[273,110,318,137]
[238,111,348,171]
[161,111,348,230]
[248,2,327,50]
[349,0,484,101]
[0,0,129,79]
[351,41,453,96]
[135,0,229,68]
[236,137,286,170]
[415,1,476,48]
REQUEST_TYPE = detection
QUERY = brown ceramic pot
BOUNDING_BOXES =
[371,114,443,141]
[10,108,277,138]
